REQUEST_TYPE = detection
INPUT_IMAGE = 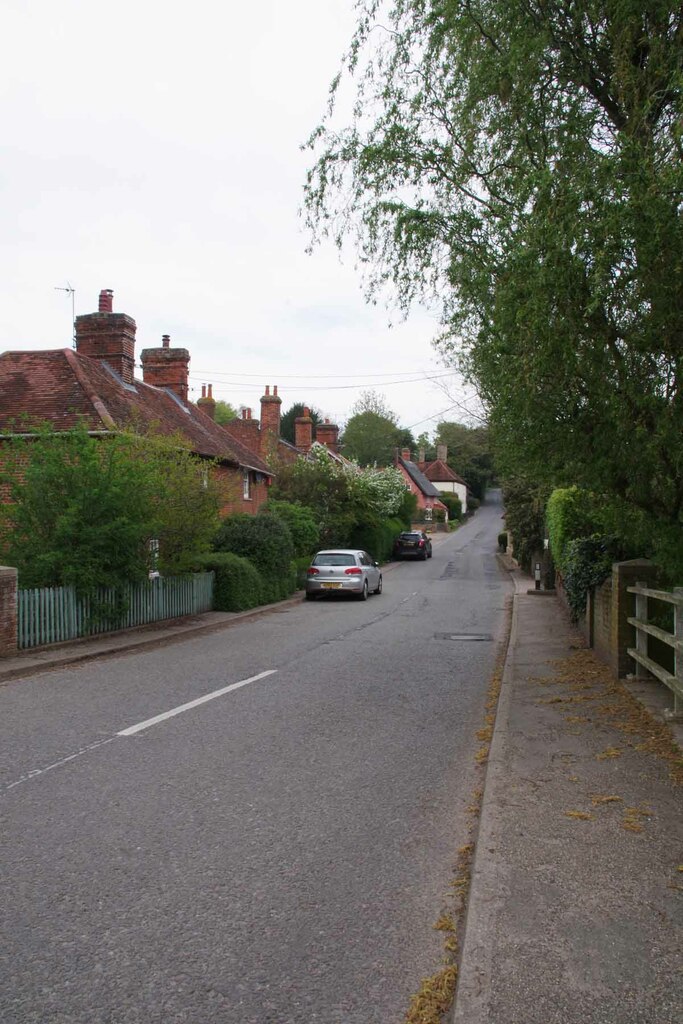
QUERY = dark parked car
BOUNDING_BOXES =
[305,549,383,601]
[393,531,432,560]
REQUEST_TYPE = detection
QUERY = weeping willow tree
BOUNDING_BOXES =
[304,2,683,544]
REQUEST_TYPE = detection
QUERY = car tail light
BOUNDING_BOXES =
[418,539,425,547]
[344,567,362,575]
[307,567,319,576]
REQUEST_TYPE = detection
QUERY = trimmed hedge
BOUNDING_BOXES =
[439,492,462,520]
[191,552,263,612]
[349,516,404,563]
[213,511,297,602]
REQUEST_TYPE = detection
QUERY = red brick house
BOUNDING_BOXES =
[0,289,273,515]
[395,448,449,527]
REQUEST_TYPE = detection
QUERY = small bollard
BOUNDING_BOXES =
[534,562,541,591]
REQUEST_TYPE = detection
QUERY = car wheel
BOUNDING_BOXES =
[421,551,427,560]
[374,575,383,595]
[305,592,317,601]
[358,580,369,601]
[428,550,432,558]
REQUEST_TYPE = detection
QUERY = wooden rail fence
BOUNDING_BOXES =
[627,583,683,716]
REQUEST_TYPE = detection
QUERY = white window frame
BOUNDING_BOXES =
[242,470,251,500]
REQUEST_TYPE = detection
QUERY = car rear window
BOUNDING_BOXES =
[312,553,356,566]
[399,533,421,540]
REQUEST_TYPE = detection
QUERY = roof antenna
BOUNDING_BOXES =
[54,281,76,348]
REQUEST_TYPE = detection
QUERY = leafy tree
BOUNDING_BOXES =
[280,402,322,444]
[350,389,394,419]
[213,400,237,425]
[0,424,223,589]
[342,410,405,466]
[305,1,683,537]
[435,422,493,499]
[272,445,409,545]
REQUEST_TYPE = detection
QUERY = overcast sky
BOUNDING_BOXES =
[1,0,478,434]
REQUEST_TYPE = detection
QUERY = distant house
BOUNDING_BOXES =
[395,448,449,527]
[0,289,273,515]
[417,445,468,513]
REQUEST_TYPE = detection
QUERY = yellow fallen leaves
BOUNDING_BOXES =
[597,747,622,760]
[591,795,623,806]
[622,806,652,834]
[564,810,594,821]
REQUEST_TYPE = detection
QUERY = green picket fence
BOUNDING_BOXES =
[17,573,215,649]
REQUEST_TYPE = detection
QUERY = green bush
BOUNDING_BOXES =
[561,535,623,622]
[213,511,297,603]
[349,516,404,562]
[546,487,605,573]
[498,531,508,552]
[501,479,549,572]
[439,493,462,521]
[191,552,263,612]
[214,511,293,574]
[467,495,480,513]
[263,500,320,558]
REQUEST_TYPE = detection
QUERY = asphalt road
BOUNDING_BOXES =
[1,492,510,1024]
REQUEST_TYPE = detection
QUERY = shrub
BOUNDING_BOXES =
[467,495,480,513]
[439,493,462,521]
[214,511,293,576]
[191,552,263,612]
[213,511,296,602]
[561,535,623,622]
[498,531,508,552]
[262,500,320,558]
[350,516,404,562]
[501,479,549,572]
[546,487,605,572]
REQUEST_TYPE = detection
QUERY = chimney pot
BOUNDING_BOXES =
[208,384,213,399]
[273,385,278,396]
[98,289,114,313]
[162,334,170,348]
[201,385,206,399]
[265,385,270,396]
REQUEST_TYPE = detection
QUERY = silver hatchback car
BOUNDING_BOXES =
[305,549,383,601]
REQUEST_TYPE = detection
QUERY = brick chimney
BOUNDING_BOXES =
[196,383,216,420]
[295,406,314,451]
[260,385,282,453]
[418,447,426,464]
[436,444,448,463]
[140,334,191,401]
[315,418,339,453]
[227,406,261,449]
[401,448,412,461]
[75,289,136,384]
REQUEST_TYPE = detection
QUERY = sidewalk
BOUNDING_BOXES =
[453,569,683,1024]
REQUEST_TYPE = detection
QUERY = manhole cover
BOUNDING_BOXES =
[434,632,494,642]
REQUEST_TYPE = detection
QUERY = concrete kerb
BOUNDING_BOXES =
[449,583,519,1024]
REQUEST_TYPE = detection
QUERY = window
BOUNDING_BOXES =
[242,470,251,500]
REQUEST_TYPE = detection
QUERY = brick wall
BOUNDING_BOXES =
[592,576,613,667]
[0,566,17,657]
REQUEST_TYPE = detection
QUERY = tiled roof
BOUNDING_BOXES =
[417,459,467,486]
[0,348,271,473]
[399,457,443,497]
